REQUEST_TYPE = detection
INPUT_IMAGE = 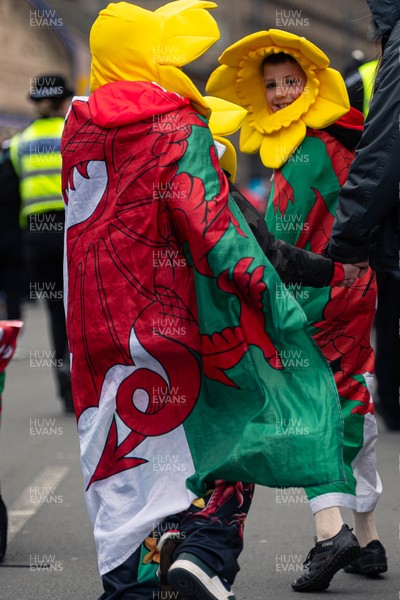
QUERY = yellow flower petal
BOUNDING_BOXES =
[206,65,243,105]
[260,89,312,134]
[205,96,247,136]
[155,0,218,17]
[303,68,350,128]
[240,117,264,153]
[158,0,220,65]
[218,30,329,71]
[266,30,329,68]
[159,66,211,117]
[218,31,276,67]
[259,118,306,168]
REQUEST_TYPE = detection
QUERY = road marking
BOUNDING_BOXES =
[7,466,70,542]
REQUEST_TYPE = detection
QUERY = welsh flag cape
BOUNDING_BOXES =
[265,128,377,501]
[62,82,344,574]
[265,128,376,417]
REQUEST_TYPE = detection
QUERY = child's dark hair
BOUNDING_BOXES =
[262,52,299,69]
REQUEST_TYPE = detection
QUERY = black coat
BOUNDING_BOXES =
[327,0,400,272]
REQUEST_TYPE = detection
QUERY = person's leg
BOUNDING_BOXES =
[292,394,383,592]
[99,543,160,600]
[353,510,379,547]
[97,481,253,600]
[343,510,387,576]
[2,261,24,321]
[374,272,400,429]
[343,413,387,576]
[314,507,343,541]
[25,215,72,411]
[165,481,254,599]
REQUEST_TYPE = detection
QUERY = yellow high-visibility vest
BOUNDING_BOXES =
[9,117,65,228]
[358,59,379,117]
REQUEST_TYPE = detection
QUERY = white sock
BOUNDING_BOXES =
[353,510,379,547]
[315,507,344,541]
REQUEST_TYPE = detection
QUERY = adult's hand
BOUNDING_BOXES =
[352,261,369,279]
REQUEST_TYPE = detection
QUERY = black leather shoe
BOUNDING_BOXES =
[344,540,387,575]
[0,495,8,562]
[292,524,360,592]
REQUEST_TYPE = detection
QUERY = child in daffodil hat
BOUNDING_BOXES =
[206,29,350,168]
[209,30,383,595]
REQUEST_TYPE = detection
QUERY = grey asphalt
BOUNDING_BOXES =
[0,301,398,600]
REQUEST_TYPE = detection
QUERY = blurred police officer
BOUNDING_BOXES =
[7,75,74,413]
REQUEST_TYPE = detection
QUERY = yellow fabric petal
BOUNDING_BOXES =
[158,1,219,66]
[259,118,306,168]
[266,29,329,68]
[159,66,211,117]
[206,65,243,105]
[218,30,329,70]
[303,68,350,128]
[205,96,247,136]
[155,0,217,16]
[239,117,263,154]
[218,31,276,67]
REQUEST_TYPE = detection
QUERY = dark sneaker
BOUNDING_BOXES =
[344,540,387,575]
[0,496,8,562]
[168,552,236,600]
[292,524,360,592]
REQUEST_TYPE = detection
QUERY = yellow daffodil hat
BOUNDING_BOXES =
[206,29,350,168]
[89,0,220,117]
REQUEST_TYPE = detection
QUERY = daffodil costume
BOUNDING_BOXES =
[207,30,382,516]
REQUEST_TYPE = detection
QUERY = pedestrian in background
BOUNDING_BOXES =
[6,75,74,413]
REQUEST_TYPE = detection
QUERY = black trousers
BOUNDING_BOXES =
[24,211,71,401]
[99,481,254,599]
[374,271,400,425]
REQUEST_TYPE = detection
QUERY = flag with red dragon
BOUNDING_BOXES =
[61,1,345,576]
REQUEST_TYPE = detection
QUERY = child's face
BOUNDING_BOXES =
[262,60,306,112]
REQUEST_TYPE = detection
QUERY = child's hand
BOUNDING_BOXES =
[337,263,362,287]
